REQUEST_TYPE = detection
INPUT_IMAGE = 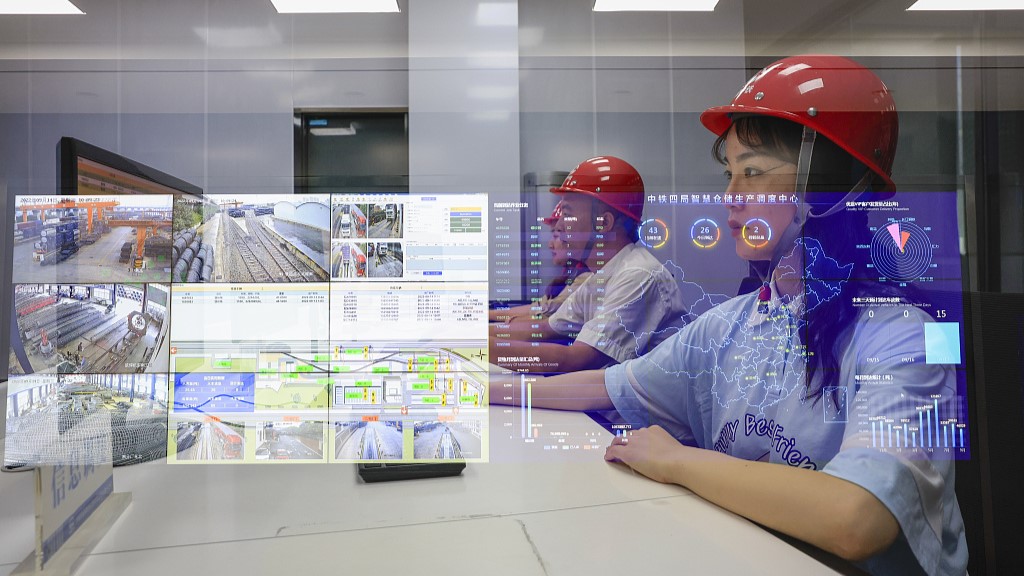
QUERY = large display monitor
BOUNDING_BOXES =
[164,193,489,464]
[57,137,203,199]
[6,138,202,468]
[5,146,491,467]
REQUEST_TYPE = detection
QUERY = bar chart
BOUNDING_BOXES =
[862,393,968,457]
[520,374,539,439]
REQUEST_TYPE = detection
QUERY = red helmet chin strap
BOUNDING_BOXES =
[793,125,876,223]
[794,125,817,204]
[755,125,817,284]
[808,171,874,219]
[760,126,875,284]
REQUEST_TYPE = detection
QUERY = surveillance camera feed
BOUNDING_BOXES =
[5,147,186,468]
[13,194,174,284]
[171,194,331,284]
[4,143,490,468]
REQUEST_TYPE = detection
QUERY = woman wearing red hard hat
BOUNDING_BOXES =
[521,55,967,574]
[489,201,592,327]
[492,155,688,375]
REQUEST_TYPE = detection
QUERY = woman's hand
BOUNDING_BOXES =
[604,425,690,484]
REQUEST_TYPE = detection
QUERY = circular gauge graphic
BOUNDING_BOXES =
[742,218,772,249]
[690,218,721,249]
[127,311,149,336]
[870,220,933,282]
[639,218,670,249]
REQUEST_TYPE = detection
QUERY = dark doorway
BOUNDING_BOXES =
[294,110,409,194]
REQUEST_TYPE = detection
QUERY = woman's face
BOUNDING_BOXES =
[548,219,570,266]
[721,127,800,262]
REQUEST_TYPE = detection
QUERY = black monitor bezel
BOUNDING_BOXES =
[57,137,203,198]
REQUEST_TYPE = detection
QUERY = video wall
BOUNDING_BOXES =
[6,184,489,465]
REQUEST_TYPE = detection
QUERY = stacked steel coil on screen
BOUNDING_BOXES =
[144,235,173,261]
[36,220,80,265]
[13,219,44,243]
[171,228,214,283]
[110,409,168,465]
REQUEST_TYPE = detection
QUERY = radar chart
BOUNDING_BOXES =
[869,220,933,282]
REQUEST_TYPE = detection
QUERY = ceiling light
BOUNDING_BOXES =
[0,0,83,14]
[310,126,357,136]
[270,0,400,14]
[593,0,719,11]
[908,0,1024,8]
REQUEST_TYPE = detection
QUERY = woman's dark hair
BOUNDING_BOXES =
[712,115,872,193]
[713,115,909,402]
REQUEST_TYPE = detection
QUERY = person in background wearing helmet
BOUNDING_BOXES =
[489,201,592,326]
[507,56,967,574]
[491,156,688,374]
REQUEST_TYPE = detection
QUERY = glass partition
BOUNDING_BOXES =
[2,1,1022,574]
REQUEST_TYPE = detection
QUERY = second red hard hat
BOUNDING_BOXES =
[550,156,645,222]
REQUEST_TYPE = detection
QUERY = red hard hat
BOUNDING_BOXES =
[550,156,645,222]
[542,201,564,226]
[700,55,898,193]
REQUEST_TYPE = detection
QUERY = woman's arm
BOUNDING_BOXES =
[605,426,900,562]
[489,368,613,411]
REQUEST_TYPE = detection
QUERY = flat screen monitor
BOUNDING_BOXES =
[4,139,202,468]
[58,137,203,198]
[5,157,491,467]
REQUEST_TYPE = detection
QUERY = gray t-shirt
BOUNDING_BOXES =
[548,242,687,364]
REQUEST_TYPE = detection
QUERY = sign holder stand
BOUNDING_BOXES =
[12,485,131,576]
[10,410,131,576]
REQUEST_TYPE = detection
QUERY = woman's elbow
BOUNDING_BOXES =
[828,492,900,562]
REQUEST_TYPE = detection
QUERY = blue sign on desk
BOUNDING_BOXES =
[173,373,255,413]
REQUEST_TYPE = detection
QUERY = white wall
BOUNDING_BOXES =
[407,0,521,195]
[0,0,410,197]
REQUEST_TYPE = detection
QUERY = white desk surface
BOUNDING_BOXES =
[0,408,840,575]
